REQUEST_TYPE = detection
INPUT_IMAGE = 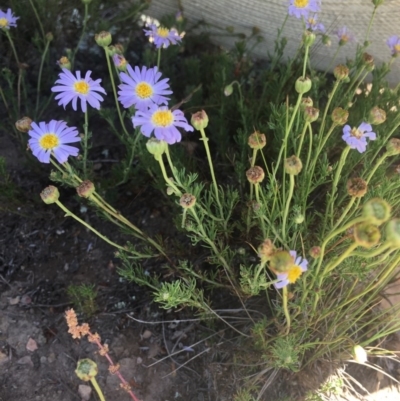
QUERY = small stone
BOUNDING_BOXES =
[78,384,92,400]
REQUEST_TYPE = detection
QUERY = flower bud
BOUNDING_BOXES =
[333,65,349,81]
[269,250,293,273]
[303,30,316,47]
[191,110,209,130]
[385,219,400,247]
[248,131,266,149]
[309,246,321,259]
[284,155,303,175]
[166,187,174,196]
[114,43,124,54]
[146,138,167,160]
[386,138,400,156]
[331,107,349,125]
[40,186,60,204]
[294,213,304,224]
[362,53,375,71]
[295,77,312,94]
[368,106,386,125]
[45,32,54,42]
[15,116,32,133]
[362,198,391,225]
[372,0,384,7]
[304,106,319,123]
[346,177,367,198]
[75,359,98,382]
[76,180,95,198]
[179,193,196,208]
[246,166,265,184]
[112,54,127,71]
[301,97,313,109]
[224,83,234,96]
[322,34,331,47]
[57,56,71,70]
[354,222,381,248]
[95,31,112,47]
[353,345,368,363]
[258,239,276,263]
[106,45,117,56]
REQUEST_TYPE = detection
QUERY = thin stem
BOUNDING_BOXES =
[282,174,295,241]
[28,0,46,41]
[90,378,106,401]
[199,127,224,219]
[296,122,308,156]
[365,7,377,43]
[157,47,161,69]
[318,80,340,138]
[5,30,22,114]
[70,3,89,69]
[82,110,89,179]
[282,286,291,334]
[365,152,388,184]
[157,155,182,196]
[322,46,341,79]
[302,45,310,78]
[102,46,131,138]
[328,146,351,226]
[55,200,127,252]
[35,38,51,117]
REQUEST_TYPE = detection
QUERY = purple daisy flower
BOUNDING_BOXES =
[132,104,194,144]
[288,0,320,19]
[118,65,172,111]
[274,250,308,289]
[112,54,127,71]
[305,14,325,33]
[335,26,355,45]
[28,120,80,164]
[342,123,377,154]
[51,69,106,112]
[387,35,400,57]
[144,23,182,49]
[0,8,19,30]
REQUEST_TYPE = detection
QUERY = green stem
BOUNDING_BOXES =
[35,38,51,117]
[331,196,356,231]
[365,152,388,184]
[5,30,22,114]
[254,183,266,237]
[282,286,291,334]
[199,127,224,219]
[282,174,295,241]
[28,0,46,41]
[82,111,89,179]
[322,46,341,79]
[343,66,366,101]
[318,80,340,138]
[55,200,127,252]
[164,144,179,182]
[296,122,308,156]
[328,146,351,226]
[70,3,89,69]
[302,45,310,78]
[157,155,182,196]
[90,377,106,401]
[157,47,161,69]
[365,7,377,43]
[103,47,131,138]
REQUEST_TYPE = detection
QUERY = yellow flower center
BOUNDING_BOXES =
[74,81,90,95]
[287,265,303,284]
[294,0,309,8]
[394,44,400,53]
[308,18,316,25]
[151,110,174,127]
[135,82,153,99]
[0,18,8,28]
[157,27,170,38]
[39,133,59,150]
[351,127,363,139]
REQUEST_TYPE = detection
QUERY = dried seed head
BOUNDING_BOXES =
[331,107,349,125]
[191,110,209,130]
[40,186,60,204]
[246,166,265,184]
[368,106,386,125]
[179,193,196,208]
[346,177,368,198]
[333,64,349,81]
[15,116,32,133]
[284,155,303,175]
[76,180,95,198]
[248,131,266,149]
